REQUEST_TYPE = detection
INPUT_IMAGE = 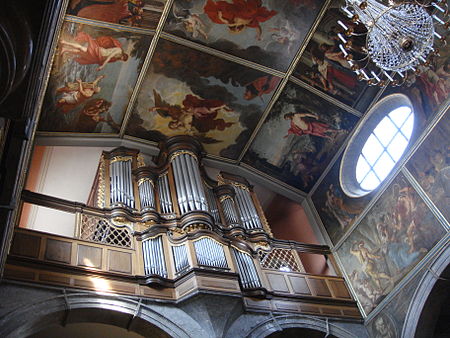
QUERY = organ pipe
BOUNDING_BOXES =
[233,249,262,289]
[142,236,167,277]
[194,237,228,269]
[170,151,208,215]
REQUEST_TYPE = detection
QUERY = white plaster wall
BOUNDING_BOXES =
[23,146,111,237]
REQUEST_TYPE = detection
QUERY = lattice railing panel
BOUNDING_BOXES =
[258,248,304,272]
[79,214,132,248]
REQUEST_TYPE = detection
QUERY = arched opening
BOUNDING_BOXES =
[402,244,450,338]
[266,327,338,338]
[20,307,171,338]
[0,291,202,338]
[30,322,151,338]
[413,264,450,338]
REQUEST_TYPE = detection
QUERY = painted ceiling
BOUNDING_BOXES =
[37,0,450,198]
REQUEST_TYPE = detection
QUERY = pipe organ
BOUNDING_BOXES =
[12,136,360,318]
[85,136,280,291]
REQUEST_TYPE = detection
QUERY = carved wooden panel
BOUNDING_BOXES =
[274,301,299,312]
[10,233,40,258]
[306,278,332,297]
[266,272,290,293]
[288,276,312,295]
[45,239,72,264]
[299,303,321,314]
[39,273,71,285]
[327,279,351,299]
[320,307,342,316]
[3,266,35,281]
[77,244,102,268]
[108,250,132,274]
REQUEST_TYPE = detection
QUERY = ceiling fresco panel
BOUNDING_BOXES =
[38,20,153,134]
[382,43,450,130]
[163,0,326,71]
[242,81,359,193]
[125,38,281,159]
[311,155,373,245]
[67,0,168,30]
[336,173,446,315]
[292,0,380,111]
[406,110,450,224]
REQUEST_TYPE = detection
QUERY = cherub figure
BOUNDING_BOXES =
[56,75,105,111]
[203,0,277,40]
[150,90,234,133]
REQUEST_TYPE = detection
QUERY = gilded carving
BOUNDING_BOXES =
[169,150,197,162]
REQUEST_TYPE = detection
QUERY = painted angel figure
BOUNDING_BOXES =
[149,90,234,133]
[203,0,277,40]
[56,75,105,112]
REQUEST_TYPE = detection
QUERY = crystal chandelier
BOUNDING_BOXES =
[338,0,449,86]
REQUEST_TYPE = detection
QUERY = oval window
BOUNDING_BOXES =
[340,94,414,197]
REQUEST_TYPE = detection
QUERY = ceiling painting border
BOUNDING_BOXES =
[119,0,175,137]
[236,0,334,163]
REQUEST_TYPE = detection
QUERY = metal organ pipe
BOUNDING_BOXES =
[109,159,134,209]
[157,173,173,214]
[233,249,261,289]
[194,237,228,268]
[171,152,208,215]
[138,179,155,210]
[220,197,240,226]
[172,157,187,213]
[142,236,167,277]
[234,187,261,230]
[206,188,220,223]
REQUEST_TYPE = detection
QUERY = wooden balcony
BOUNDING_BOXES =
[5,191,361,320]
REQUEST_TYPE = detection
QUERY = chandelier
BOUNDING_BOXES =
[337,0,449,86]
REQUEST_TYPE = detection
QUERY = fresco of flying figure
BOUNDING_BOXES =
[67,0,167,29]
[39,21,151,133]
[165,0,326,70]
[125,39,280,159]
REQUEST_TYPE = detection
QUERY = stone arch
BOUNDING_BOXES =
[226,313,363,338]
[0,290,207,338]
[402,243,450,338]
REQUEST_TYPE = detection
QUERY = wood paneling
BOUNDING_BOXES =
[77,244,102,268]
[307,278,332,297]
[288,276,311,295]
[266,272,290,293]
[10,233,40,258]
[45,238,72,264]
[108,250,132,274]
[327,280,351,299]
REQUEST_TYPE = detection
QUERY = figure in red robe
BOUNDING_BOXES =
[283,112,340,139]
[203,0,277,40]
[60,31,129,71]
[244,75,279,100]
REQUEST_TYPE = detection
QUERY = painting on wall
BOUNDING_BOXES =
[243,82,358,192]
[125,39,280,159]
[67,0,167,29]
[337,173,446,314]
[406,110,450,224]
[164,0,326,71]
[39,21,152,134]
[311,156,372,245]
[383,43,450,128]
[292,0,379,110]
[366,272,422,338]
